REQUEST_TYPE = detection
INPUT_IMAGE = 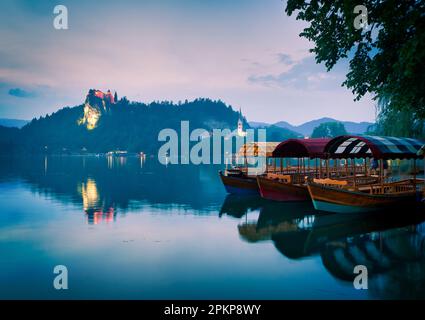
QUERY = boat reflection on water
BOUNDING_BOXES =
[221,195,425,298]
[219,194,265,219]
[1,154,424,299]
[237,200,319,245]
[312,211,425,296]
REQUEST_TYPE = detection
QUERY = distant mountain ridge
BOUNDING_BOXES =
[248,121,270,128]
[250,117,374,136]
[0,118,29,128]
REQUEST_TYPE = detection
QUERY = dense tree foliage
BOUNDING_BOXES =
[5,98,248,154]
[285,0,425,137]
[0,126,20,153]
[369,97,425,137]
[311,122,347,138]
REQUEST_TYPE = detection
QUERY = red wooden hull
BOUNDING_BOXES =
[256,176,310,202]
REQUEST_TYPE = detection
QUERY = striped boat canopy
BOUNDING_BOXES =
[272,138,330,159]
[237,142,280,158]
[325,135,425,159]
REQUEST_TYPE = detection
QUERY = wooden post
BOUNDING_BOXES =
[345,159,348,177]
[364,158,368,177]
[335,159,338,177]
[319,159,322,178]
[280,158,283,174]
[245,155,248,173]
[333,159,337,177]
[297,158,300,183]
[413,159,417,189]
[308,158,310,175]
[300,158,302,178]
[380,159,384,192]
[315,158,318,178]
[326,159,329,178]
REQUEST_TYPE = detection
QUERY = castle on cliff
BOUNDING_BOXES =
[91,89,116,104]
[79,89,118,130]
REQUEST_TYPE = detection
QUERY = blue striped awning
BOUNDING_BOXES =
[325,135,425,159]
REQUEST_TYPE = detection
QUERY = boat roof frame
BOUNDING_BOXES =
[324,135,425,160]
[271,138,331,159]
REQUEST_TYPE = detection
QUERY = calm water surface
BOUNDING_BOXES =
[0,156,424,299]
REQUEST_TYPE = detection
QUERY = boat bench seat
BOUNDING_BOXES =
[268,173,292,183]
[313,178,348,187]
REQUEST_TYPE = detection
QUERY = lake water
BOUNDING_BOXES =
[0,155,424,299]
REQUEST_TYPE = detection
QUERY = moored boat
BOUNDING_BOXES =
[308,178,421,213]
[257,175,309,201]
[219,142,280,195]
[307,135,425,213]
[219,169,259,195]
[256,138,330,201]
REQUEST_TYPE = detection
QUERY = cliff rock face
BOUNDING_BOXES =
[79,89,115,130]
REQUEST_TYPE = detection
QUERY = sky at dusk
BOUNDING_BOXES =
[0,0,376,124]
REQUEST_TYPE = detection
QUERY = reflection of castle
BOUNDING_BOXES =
[80,178,115,225]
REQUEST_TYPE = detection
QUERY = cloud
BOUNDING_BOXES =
[277,53,294,65]
[248,56,347,90]
[8,88,36,98]
[0,0,375,123]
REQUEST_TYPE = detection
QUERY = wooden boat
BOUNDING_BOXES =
[219,169,259,195]
[307,135,425,213]
[308,178,421,213]
[256,138,330,202]
[219,142,280,195]
[257,174,309,201]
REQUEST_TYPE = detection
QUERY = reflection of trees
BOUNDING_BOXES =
[231,196,425,298]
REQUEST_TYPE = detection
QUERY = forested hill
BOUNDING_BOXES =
[3,90,249,154]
